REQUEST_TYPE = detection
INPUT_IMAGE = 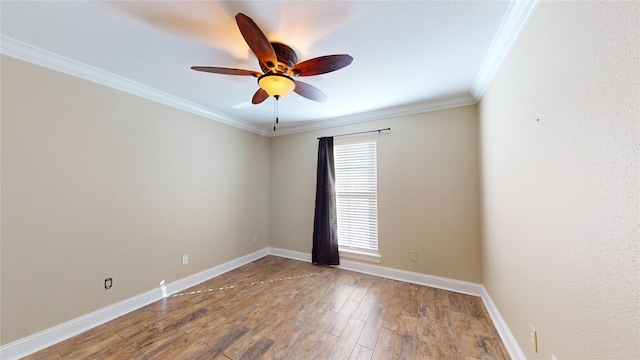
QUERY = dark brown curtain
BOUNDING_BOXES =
[312,137,340,265]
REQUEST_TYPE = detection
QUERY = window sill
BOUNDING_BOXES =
[339,248,381,263]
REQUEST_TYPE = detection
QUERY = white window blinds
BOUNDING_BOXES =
[334,138,379,252]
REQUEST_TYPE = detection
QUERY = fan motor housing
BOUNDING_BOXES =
[260,42,298,74]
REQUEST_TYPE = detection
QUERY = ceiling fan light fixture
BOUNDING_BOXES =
[258,74,295,98]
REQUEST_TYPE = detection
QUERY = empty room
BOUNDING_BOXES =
[1,1,638,359]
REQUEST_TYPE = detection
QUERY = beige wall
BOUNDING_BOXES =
[270,106,482,283]
[479,1,639,359]
[0,55,270,344]
[7,3,637,356]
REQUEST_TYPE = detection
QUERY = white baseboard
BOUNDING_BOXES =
[267,247,525,359]
[479,287,527,359]
[268,247,312,262]
[268,247,483,296]
[0,248,269,360]
[1,247,524,360]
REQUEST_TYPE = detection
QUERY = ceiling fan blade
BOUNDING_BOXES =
[294,81,327,102]
[252,88,269,104]
[290,54,353,76]
[191,66,261,77]
[235,13,277,69]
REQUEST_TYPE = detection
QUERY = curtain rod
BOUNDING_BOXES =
[317,127,391,140]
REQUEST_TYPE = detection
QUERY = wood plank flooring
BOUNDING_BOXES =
[23,256,509,360]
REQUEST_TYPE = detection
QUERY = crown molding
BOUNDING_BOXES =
[470,0,540,101]
[0,35,474,138]
[0,36,270,137]
[270,0,540,136]
[270,93,476,137]
[2,0,538,140]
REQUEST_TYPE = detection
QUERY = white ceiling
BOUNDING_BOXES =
[0,1,538,136]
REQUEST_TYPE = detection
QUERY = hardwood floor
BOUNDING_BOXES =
[23,256,509,360]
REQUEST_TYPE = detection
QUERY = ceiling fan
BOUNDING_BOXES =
[191,13,353,105]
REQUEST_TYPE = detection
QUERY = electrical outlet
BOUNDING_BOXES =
[253,235,258,244]
[409,250,417,262]
[529,323,538,353]
[104,277,113,289]
[551,355,558,360]
[181,255,189,266]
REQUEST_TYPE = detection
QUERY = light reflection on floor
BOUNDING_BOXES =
[169,272,319,298]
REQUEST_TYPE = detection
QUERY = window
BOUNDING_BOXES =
[334,138,380,261]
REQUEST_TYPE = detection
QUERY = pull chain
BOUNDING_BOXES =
[273,95,280,132]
